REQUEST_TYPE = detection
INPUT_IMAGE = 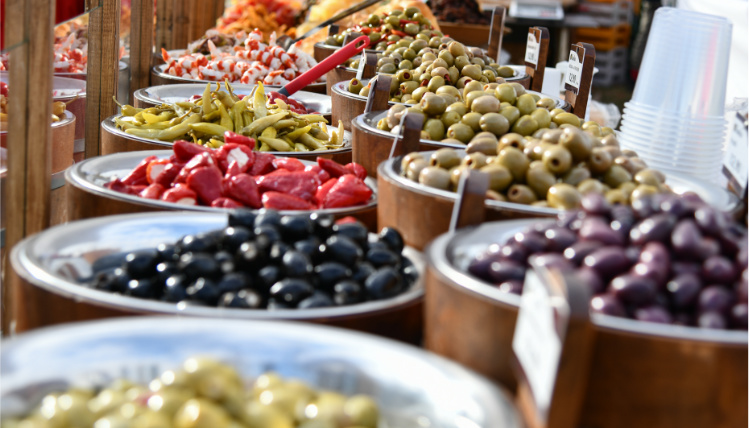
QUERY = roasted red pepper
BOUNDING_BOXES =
[211,197,244,209]
[140,183,166,200]
[322,175,373,208]
[224,160,243,178]
[161,184,198,205]
[315,178,338,205]
[173,139,211,162]
[223,131,255,147]
[256,170,321,202]
[224,173,262,208]
[0,82,8,97]
[249,152,277,176]
[105,178,132,194]
[145,159,170,184]
[154,161,185,188]
[176,152,217,183]
[344,162,367,180]
[262,191,316,210]
[391,30,408,37]
[335,216,360,225]
[186,166,224,205]
[215,143,255,173]
[122,155,157,186]
[304,164,331,183]
[317,157,349,178]
[275,157,305,172]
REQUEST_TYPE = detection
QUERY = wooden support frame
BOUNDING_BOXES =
[129,0,155,100]
[155,0,224,51]
[525,27,550,93]
[487,6,506,64]
[564,42,596,120]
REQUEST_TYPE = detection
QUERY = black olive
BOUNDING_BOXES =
[155,262,180,285]
[282,251,313,278]
[219,289,263,308]
[228,210,258,228]
[221,226,253,252]
[179,253,220,279]
[378,227,405,254]
[254,224,282,249]
[217,272,252,294]
[127,278,160,299]
[320,235,363,266]
[279,215,314,242]
[178,232,219,254]
[267,299,291,310]
[310,213,335,239]
[254,209,282,228]
[332,222,369,247]
[298,292,334,309]
[269,241,291,265]
[255,265,282,295]
[235,242,266,271]
[92,270,125,293]
[365,241,389,253]
[92,251,131,275]
[163,275,189,302]
[314,262,352,291]
[366,248,400,268]
[156,243,180,262]
[269,278,314,306]
[365,267,403,300]
[124,250,160,279]
[214,251,235,274]
[401,257,419,284]
[352,262,376,285]
[186,277,221,305]
[294,237,322,263]
[333,280,365,305]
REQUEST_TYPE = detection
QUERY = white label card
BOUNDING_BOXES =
[723,112,748,195]
[512,269,562,418]
[525,32,540,67]
[355,56,367,81]
[565,50,583,90]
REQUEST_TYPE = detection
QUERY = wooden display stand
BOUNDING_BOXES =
[524,27,550,92]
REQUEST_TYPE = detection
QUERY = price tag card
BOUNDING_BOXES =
[525,32,540,67]
[564,50,583,90]
[512,268,565,418]
[355,56,367,81]
[722,112,748,197]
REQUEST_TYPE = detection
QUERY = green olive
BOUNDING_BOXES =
[410,86,428,102]
[486,190,507,202]
[420,93,447,116]
[495,83,517,104]
[471,95,500,114]
[552,112,581,127]
[618,181,637,200]
[530,108,551,129]
[496,146,529,182]
[471,57,486,67]
[601,145,622,161]
[601,133,620,148]
[462,152,488,169]
[419,166,452,189]
[446,101,468,116]
[498,133,525,151]
[497,66,515,78]
[482,69,497,82]
[348,79,363,94]
[440,110,462,128]
[448,41,466,57]
[400,152,424,174]
[395,69,413,83]
[343,395,379,428]
[515,94,537,116]
[510,115,539,136]
[403,48,417,61]
[427,75,445,93]
[539,129,562,145]
[464,90,490,109]
[562,166,591,186]
[542,145,573,175]
[423,118,446,140]
[480,164,513,192]
[634,168,665,187]
[605,188,628,205]
[630,184,661,202]
[174,398,231,428]
[462,80,484,98]
[558,127,593,163]
[466,138,498,155]
[359,86,371,97]
[578,178,606,195]
[499,105,520,125]
[438,50,455,67]
[406,158,429,181]
[459,112,481,132]
[379,63,397,74]
[536,98,557,110]
[479,112,510,136]
[582,120,601,135]
[603,165,633,188]
[432,58,448,69]
[586,147,613,175]
[446,122,475,143]
[507,184,537,204]
[528,142,553,161]
[454,55,471,70]
[386,104,407,128]
[461,64,482,80]
[547,183,582,210]
[526,166,556,199]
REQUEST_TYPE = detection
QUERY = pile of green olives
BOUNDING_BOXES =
[324,7,439,50]
[3,357,380,428]
[399,127,671,210]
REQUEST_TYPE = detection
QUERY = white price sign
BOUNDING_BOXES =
[723,112,748,195]
[512,269,562,417]
[355,55,367,81]
[565,50,583,90]
[525,32,540,67]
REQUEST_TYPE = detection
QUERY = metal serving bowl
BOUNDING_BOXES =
[10,212,422,342]
[0,316,522,427]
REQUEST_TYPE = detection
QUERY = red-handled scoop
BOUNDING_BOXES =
[277,35,371,97]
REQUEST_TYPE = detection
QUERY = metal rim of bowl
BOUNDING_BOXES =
[101,114,353,155]
[65,149,378,215]
[426,219,748,345]
[10,211,424,321]
[0,111,74,138]
[353,110,470,149]
[336,62,529,83]
[54,60,128,78]
[151,64,327,89]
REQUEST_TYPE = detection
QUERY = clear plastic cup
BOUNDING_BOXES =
[624,102,727,124]
[619,124,726,153]
[620,115,727,134]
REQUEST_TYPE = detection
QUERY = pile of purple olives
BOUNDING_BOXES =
[468,192,748,330]
[90,210,417,310]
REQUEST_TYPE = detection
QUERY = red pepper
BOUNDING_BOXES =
[0,82,8,97]
[122,155,157,186]
[104,178,133,194]
[335,216,361,225]
[267,91,288,105]
[145,159,170,184]
[256,170,321,202]
[224,160,243,178]
[262,191,316,210]
[275,157,305,172]
[176,152,217,183]
[304,164,330,183]
[391,30,408,37]
[359,27,372,34]
[399,19,419,26]
[215,143,255,173]
[344,162,367,180]
[285,98,308,114]
[173,140,210,162]
[249,152,277,176]
[161,184,198,205]
[323,175,373,208]
[224,173,262,208]
[186,166,224,205]
[211,197,244,209]
[139,183,166,200]
[223,131,256,148]
[130,185,148,194]
[315,178,338,206]
[154,161,185,188]
[317,157,349,178]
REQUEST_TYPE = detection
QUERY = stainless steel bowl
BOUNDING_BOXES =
[0,316,522,427]
[66,150,377,215]
[133,83,332,118]
[380,149,739,216]
[338,61,529,82]
[10,212,420,321]
[151,64,327,93]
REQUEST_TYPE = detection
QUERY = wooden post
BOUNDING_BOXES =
[487,7,506,64]
[3,0,55,333]
[525,27,550,93]
[130,0,155,100]
[155,0,174,52]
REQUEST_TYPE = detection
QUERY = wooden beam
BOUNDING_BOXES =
[155,0,174,51]
[130,0,155,99]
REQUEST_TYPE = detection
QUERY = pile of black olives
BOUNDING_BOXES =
[3,357,380,427]
[468,192,748,330]
[91,210,417,310]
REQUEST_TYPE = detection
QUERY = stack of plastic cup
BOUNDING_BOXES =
[618,7,732,184]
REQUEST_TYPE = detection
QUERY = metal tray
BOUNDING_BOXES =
[151,64,327,93]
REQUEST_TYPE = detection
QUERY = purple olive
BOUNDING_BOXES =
[610,273,657,306]
[671,261,702,276]
[701,256,737,284]
[719,226,746,257]
[666,273,702,308]
[680,192,707,207]
[737,246,748,271]
[498,280,523,295]
[583,246,632,280]
[528,253,574,272]
[564,241,602,265]
[694,206,728,236]
[698,285,734,313]
[488,260,526,284]
[695,238,721,261]
[634,305,673,324]
[581,193,612,216]
[609,205,636,235]
[625,246,642,265]
[671,219,703,259]
[737,272,748,303]
[673,312,695,326]
[590,294,627,317]
[698,311,727,329]
[639,241,670,266]
[500,242,529,264]
[557,210,585,230]
[632,262,669,288]
[513,230,547,253]
[630,213,677,245]
[579,217,624,246]
[729,303,748,329]
[576,267,605,294]
[544,227,577,252]
[468,249,504,281]
[659,196,694,218]
[630,195,656,219]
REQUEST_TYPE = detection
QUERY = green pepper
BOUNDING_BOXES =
[242,111,287,136]
[285,125,311,140]
[258,136,293,151]
[298,133,327,150]
[190,122,232,137]
[254,82,268,119]
[218,104,233,131]
[201,83,215,117]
